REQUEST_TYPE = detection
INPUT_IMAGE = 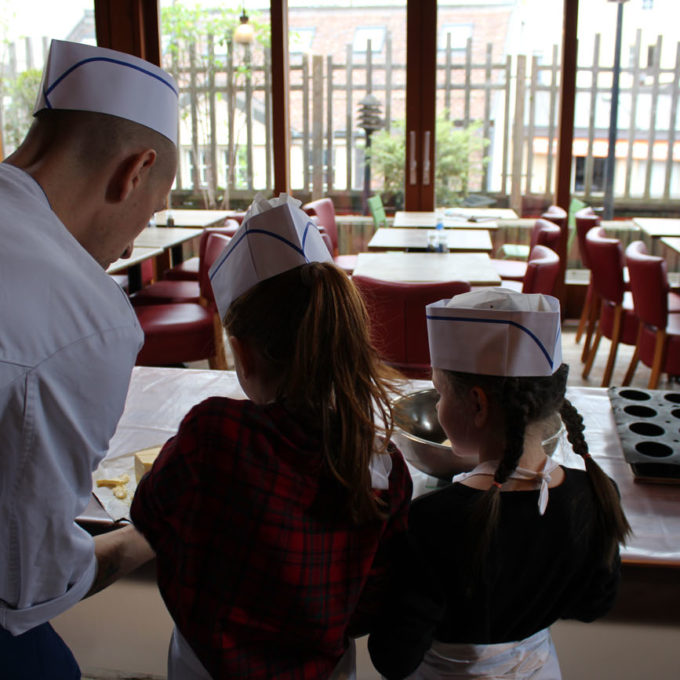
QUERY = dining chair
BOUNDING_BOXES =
[491,219,561,281]
[163,219,240,281]
[572,207,601,359]
[623,241,680,388]
[368,194,387,229]
[500,244,560,295]
[581,227,638,387]
[130,225,237,305]
[496,205,566,262]
[302,197,357,274]
[351,275,471,379]
[134,233,231,369]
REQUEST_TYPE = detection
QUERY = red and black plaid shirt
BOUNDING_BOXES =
[131,396,412,679]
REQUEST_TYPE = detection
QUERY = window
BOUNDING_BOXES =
[439,23,473,51]
[574,156,606,193]
[289,27,315,54]
[353,27,385,53]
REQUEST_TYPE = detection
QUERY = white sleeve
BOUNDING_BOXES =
[0,322,141,634]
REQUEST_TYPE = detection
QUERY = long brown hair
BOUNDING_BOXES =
[443,364,631,578]
[224,261,402,524]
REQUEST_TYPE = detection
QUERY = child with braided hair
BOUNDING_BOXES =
[368,288,631,680]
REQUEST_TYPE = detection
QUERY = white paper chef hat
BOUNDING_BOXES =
[34,40,178,145]
[209,193,333,320]
[426,287,562,376]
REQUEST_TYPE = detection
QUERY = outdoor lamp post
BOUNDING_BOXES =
[603,0,629,220]
[358,93,383,215]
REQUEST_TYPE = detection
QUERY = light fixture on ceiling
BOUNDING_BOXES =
[234,6,255,45]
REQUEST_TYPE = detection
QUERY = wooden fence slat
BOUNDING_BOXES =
[584,34,601,198]
[663,42,680,200]
[208,35,218,200]
[302,54,310,192]
[311,54,324,198]
[482,43,492,192]
[326,54,334,192]
[345,45,353,192]
[510,55,526,215]
[525,55,538,195]
[624,30,642,198]
[464,37,472,126]
[644,35,663,200]
[501,55,512,196]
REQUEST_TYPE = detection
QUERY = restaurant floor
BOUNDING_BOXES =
[73,321,679,680]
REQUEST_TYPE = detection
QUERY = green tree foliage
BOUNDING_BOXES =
[369,114,489,207]
[3,68,42,153]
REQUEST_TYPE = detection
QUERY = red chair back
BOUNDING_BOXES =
[302,198,338,255]
[585,227,626,304]
[352,275,471,378]
[200,233,231,303]
[540,205,567,230]
[522,244,560,295]
[532,219,562,252]
[625,241,669,329]
[574,207,600,269]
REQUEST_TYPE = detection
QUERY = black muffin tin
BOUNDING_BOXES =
[608,387,680,485]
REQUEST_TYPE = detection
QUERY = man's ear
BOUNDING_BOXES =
[114,148,158,202]
[469,386,489,427]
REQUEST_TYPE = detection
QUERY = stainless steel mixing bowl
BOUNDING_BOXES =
[392,389,477,479]
[392,389,565,479]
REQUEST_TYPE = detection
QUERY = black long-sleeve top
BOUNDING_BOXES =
[368,467,621,679]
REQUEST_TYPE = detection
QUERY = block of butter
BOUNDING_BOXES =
[134,446,163,483]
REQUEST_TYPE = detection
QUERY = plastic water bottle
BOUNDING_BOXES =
[435,214,448,252]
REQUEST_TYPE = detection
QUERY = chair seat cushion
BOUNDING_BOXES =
[498,243,529,261]
[164,257,199,281]
[491,258,527,281]
[135,303,214,366]
[130,280,200,305]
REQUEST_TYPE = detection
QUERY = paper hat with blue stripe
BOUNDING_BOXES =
[426,288,562,376]
[34,40,178,145]
[209,193,333,320]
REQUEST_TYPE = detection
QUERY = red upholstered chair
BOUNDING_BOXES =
[492,219,562,281]
[302,198,357,274]
[163,219,240,281]
[573,207,601,359]
[131,225,238,305]
[540,204,568,230]
[581,227,638,387]
[134,233,230,368]
[623,241,680,388]
[500,244,560,295]
[352,275,471,379]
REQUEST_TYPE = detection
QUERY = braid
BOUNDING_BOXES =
[560,398,632,567]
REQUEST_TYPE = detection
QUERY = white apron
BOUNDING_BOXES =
[403,628,561,679]
[168,626,356,679]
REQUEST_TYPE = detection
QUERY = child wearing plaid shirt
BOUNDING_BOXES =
[132,197,412,679]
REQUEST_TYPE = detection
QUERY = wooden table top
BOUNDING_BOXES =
[633,218,680,238]
[82,367,680,569]
[660,236,680,255]
[353,252,502,286]
[393,211,499,230]
[368,227,493,253]
[154,209,236,228]
[107,246,164,274]
[134,227,203,249]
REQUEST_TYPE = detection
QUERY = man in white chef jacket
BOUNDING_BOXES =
[0,40,178,677]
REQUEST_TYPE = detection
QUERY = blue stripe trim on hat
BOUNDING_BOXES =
[42,56,178,109]
[209,228,310,282]
[426,314,556,369]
